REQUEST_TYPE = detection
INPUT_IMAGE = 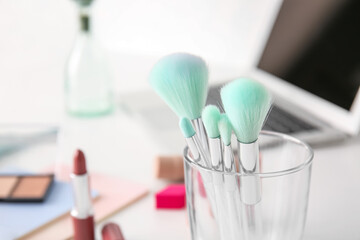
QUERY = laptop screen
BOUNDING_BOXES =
[258,0,360,111]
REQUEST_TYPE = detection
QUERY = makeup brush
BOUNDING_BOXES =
[179,117,218,226]
[179,117,211,168]
[218,114,241,240]
[221,77,271,204]
[202,106,233,239]
[221,78,271,240]
[202,105,222,171]
[149,53,209,151]
[218,114,235,176]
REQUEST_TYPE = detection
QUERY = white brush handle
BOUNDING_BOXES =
[223,144,242,240]
[240,203,263,240]
[208,137,229,239]
[185,136,219,229]
[238,140,263,240]
[193,134,211,168]
[192,118,209,153]
[185,138,200,162]
[238,141,261,205]
[209,138,223,170]
[224,145,236,174]
[185,135,211,168]
[223,145,237,192]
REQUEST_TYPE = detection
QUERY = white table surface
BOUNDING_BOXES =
[1,110,360,240]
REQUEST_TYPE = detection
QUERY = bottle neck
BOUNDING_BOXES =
[78,7,91,34]
[80,14,90,33]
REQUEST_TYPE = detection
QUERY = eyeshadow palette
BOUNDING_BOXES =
[0,174,54,202]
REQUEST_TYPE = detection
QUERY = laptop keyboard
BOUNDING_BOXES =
[207,85,317,134]
[263,106,317,134]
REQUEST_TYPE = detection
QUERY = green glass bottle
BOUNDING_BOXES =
[65,0,114,117]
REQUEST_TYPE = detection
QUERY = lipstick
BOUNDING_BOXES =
[101,223,125,240]
[71,149,95,240]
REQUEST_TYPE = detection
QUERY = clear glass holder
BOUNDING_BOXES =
[183,131,314,240]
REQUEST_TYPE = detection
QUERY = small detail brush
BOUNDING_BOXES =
[179,117,218,226]
[149,53,209,151]
[179,117,211,168]
[218,114,235,174]
[202,105,222,171]
[218,113,241,240]
[202,106,231,239]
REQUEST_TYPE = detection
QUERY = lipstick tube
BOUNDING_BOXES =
[71,150,95,240]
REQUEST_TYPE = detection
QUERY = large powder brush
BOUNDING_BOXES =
[221,77,272,203]
[221,77,272,240]
[221,78,272,144]
[149,53,209,151]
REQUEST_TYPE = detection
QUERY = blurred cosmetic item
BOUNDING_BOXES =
[101,223,125,240]
[0,125,57,157]
[65,0,114,117]
[154,155,184,181]
[155,184,186,209]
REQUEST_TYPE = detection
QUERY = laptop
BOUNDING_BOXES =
[248,0,360,145]
[118,0,360,147]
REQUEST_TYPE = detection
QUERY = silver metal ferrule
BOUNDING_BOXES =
[192,118,209,153]
[238,140,261,205]
[238,141,260,173]
[70,173,93,219]
[209,138,223,171]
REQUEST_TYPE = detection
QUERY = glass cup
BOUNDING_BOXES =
[183,131,314,240]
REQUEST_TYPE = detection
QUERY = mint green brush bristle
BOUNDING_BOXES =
[220,78,272,143]
[202,105,221,138]
[218,114,233,146]
[179,117,196,138]
[149,53,208,119]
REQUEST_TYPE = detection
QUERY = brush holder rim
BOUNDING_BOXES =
[183,130,314,178]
